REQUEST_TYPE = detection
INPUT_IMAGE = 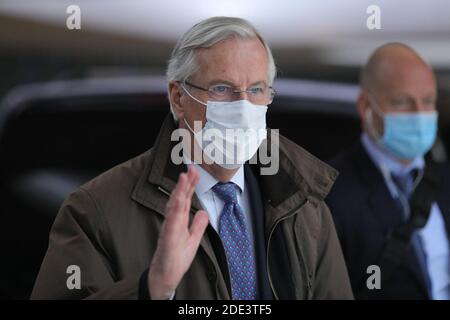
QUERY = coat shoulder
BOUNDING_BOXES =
[276,132,339,200]
[79,149,153,199]
[58,149,156,227]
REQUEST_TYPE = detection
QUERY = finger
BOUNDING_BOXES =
[168,189,185,221]
[168,171,185,204]
[188,210,209,248]
[168,172,188,216]
[174,171,188,197]
[162,203,192,252]
[180,166,197,197]
[164,173,189,233]
[183,167,199,213]
[186,166,199,196]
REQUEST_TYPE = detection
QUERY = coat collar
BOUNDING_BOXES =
[132,114,338,226]
[352,140,405,230]
[131,115,202,216]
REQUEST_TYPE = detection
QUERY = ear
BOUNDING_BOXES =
[168,81,185,120]
[357,90,369,123]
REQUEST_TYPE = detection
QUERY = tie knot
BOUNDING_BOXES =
[212,182,238,205]
[391,169,418,197]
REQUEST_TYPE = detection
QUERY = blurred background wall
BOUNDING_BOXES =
[1,0,450,96]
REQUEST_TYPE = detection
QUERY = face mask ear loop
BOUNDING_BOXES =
[366,109,381,140]
[183,117,196,134]
[180,82,207,134]
[368,94,385,118]
[180,83,207,106]
[366,95,385,141]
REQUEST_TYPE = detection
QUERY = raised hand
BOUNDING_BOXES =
[148,166,209,299]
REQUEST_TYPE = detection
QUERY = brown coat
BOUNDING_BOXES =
[31,115,353,300]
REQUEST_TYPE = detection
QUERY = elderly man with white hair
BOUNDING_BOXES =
[31,16,352,300]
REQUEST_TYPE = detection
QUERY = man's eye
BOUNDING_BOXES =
[391,100,413,110]
[249,87,264,95]
[211,85,231,95]
[392,99,408,105]
[423,98,435,105]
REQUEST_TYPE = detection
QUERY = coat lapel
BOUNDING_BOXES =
[353,142,404,232]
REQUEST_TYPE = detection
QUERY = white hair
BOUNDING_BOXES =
[166,16,277,120]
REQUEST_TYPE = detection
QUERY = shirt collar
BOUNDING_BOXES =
[183,156,245,195]
[361,132,425,176]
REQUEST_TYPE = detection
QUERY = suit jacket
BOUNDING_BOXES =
[31,114,353,300]
[326,140,450,299]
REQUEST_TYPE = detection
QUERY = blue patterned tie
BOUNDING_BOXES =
[212,182,257,300]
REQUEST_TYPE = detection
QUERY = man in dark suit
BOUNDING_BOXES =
[326,43,450,299]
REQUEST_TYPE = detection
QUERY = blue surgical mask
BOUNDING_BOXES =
[367,103,438,160]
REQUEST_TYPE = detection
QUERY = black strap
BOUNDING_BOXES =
[360,166,439,298]
[379,167,438,279]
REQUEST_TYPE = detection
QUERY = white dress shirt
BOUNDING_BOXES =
[167,159,255,300]
[183,157,255,245]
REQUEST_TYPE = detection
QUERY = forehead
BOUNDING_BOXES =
[193,37,269,85]
[375,59,436,97]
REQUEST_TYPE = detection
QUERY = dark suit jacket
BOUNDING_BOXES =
[326,140,450,299]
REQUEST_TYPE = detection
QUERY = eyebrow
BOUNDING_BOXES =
[387,94,437,107]
[208,79,268,87]
[391,91,436,100]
